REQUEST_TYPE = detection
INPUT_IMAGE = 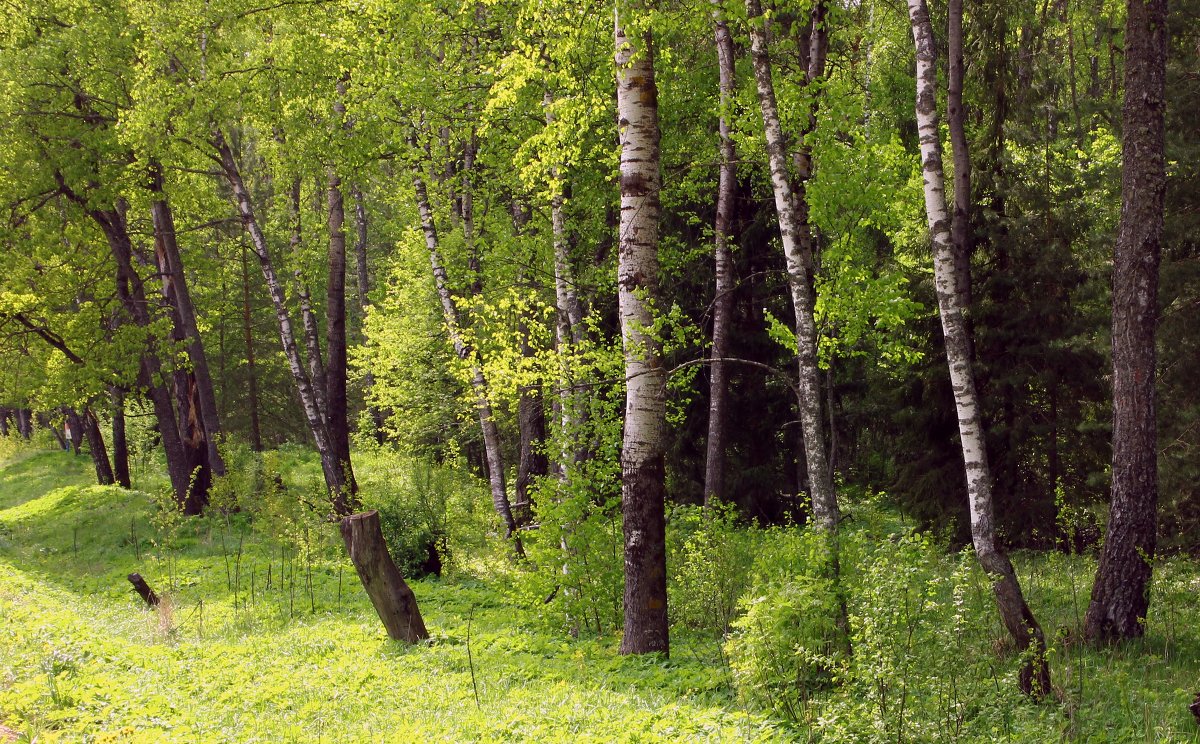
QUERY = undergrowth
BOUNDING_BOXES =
[0,444,1197,742]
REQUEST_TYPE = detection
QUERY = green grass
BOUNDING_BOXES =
[0,450,780,743]
[0,447,1197,742]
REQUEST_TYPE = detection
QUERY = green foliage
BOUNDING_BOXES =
[724,528,845,721]
[668,504,757,635]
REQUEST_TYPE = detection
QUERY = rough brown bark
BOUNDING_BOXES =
[340,510,429,643]
[64,409,83,455]
[81,407,115,486]
[616,13,669,656]
[325,170,358,516]
[110,387,131,489]
[908,0,1050,696]
[127,573,159,607]
[704,0,738,508]
[149,165,226,481]
[1085,0,1168,643]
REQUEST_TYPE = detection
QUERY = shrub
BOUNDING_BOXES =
[668,503,757,635]
[724,528,844,722]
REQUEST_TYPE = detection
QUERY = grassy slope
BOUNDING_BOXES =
[1,449,1197,742]
[0,450,780,743]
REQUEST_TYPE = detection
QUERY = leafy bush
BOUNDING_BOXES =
[724,528,845,721]
[668,503,757,635]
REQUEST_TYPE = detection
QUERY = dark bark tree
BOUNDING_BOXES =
[340,510,429,643]
[1085,0,1169,643]
[325,170,358,512]
[80,407,115,485]
[149,165,226,482]
[615,11,670,656]
[110,387,131,488]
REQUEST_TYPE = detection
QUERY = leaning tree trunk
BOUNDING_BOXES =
[907,0,1050,696]
[947,0,974,310]
[81,408,115,486]
[149,165,226,481]
[412,171,521,546]
[340,510,429,643]
[1085,0,1168,643]
[214,131,345,501]
[704,0,738,508]
[615,13,670,656]
[745,0,838,531]
[65,409,84,455]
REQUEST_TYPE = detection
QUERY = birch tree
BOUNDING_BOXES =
[907,0,1050,696]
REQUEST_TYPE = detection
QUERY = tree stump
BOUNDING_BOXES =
[127,573,159,607]
[340,510,429,643]
[1190,691,1200,726]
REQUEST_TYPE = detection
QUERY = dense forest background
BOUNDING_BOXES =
[0,0,1197,738]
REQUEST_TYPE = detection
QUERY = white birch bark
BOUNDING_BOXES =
[744,0,838,531]
[615,11,669,656]
[907,0,1049,696]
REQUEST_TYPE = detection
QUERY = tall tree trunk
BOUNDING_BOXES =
[110,387,131,488]
[81,407,115,486]
[907,0,1050,696]
[947,0,974,309]
[745,0,838,530]
[352,185,386,443]
[15,409,32,439]
[615,14,669,656]
[704,0,738,508]
[1085,0,1168,643]
[90,202,198,513]
[149,165,226,480]
[289,178,329,422]
[325,170,358,514]
[412,170,521,546]
[65,408,83,455]
[240,243,263,452]
[214,131,345,502]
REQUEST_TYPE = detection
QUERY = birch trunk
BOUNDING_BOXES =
[214,131,345,500]
[704,0,738,508]
[289,178,328,422]
[412,171,521,546]
[240,243,263,452]
[907,0,1050,696]
[615,14,669,656]
[1085,0,1167,643]
[745,0,838,531]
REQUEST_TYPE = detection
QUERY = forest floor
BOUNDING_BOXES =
[1,449,1198,742]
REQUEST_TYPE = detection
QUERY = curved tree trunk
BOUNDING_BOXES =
[214,131,345,502]
[615,13,669,656]
[907,0,1050,696]
[412,171,521,548]
[745,0,838,531]
[1085,0,1167,643]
